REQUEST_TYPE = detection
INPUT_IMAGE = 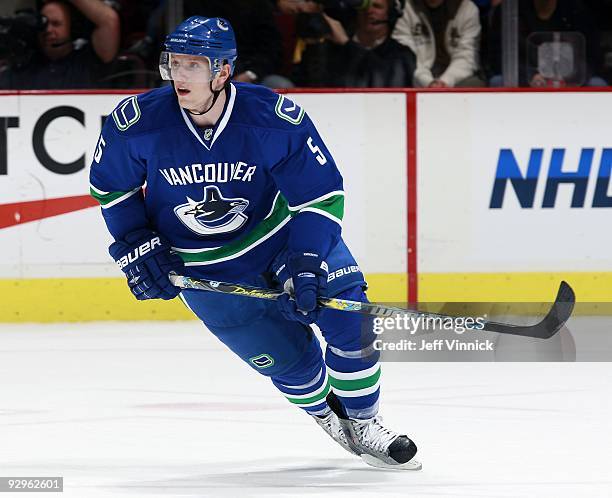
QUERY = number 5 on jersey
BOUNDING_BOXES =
[307,136,327,165]
[94,135,106,164]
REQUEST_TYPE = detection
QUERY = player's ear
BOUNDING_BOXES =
[213,64,231,90]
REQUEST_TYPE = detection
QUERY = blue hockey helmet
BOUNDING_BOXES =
[160,16,237,81]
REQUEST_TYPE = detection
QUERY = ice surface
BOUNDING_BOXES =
[0,321,611,497]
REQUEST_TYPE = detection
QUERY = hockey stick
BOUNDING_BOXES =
[169,274,575,340]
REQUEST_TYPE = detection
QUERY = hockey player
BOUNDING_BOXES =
[89,16,420,470]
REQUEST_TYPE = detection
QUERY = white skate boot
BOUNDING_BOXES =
[327,392,422,470]
[312,410,358,455]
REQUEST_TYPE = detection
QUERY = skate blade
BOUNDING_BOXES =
[361,454,422,471]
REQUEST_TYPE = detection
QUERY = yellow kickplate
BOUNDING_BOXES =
[0,273,409,323]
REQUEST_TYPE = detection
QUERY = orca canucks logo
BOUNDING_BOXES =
[174,185,249,236]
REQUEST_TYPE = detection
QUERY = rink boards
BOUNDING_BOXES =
[0,89,610,321]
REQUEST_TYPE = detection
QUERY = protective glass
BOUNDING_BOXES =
[159,51,213,83]
[526,32,586,87]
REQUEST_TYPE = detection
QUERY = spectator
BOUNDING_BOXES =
[468,0,502,80]
[276,0,321,15]
[184,0,288,87]
[489,0,607,87]
[0,1,36,16]
[392,0,484,87]
[0,0,120,89]
[120,0,166,63]
[0,1,37,71]
[293,0,417,87]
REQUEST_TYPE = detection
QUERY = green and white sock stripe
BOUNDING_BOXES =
[279,367,324,390]
[288,190,344,227]
[328,364,381,398]
[282,371,331,408]
[89,184,141,209]
[173,190,344,266]
[328,343,379,359]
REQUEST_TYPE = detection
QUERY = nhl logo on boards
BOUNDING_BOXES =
[174,185,249,236]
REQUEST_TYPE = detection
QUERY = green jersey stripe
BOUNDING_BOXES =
[301,194,344,223]
[90,186,141,209]
[288,190,344,211]
[175,192,291,265]
[170,191,343,266]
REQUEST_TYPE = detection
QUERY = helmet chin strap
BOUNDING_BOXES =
[187,81,224,116]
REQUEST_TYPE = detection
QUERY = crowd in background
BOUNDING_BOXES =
[0,0,611,90]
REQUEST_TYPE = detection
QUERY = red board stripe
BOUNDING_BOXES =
[0,195,99,229]
[406,93,418,305]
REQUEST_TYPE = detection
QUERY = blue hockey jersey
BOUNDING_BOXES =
[89,83,344,282]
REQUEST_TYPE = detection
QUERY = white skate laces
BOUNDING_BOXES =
[351,416,398,454]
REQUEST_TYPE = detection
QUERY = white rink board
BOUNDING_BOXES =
[0,92,407,279]
[0,94,129,278]
[417,92,612,273]
[288,92,407,275]
[3,94,124,203]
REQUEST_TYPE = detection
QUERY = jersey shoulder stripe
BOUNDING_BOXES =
[89,184,141,209]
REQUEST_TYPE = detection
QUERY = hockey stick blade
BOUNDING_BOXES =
[481,281,575,339]
[169,275,575,340]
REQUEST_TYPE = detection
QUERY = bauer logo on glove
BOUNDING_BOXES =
[115,237,162,269]
[109,229,184,301]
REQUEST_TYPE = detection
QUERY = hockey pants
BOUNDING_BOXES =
[180,239,381,419]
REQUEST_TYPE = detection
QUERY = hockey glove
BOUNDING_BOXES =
[109,228,184,300]
[277,252,328,325]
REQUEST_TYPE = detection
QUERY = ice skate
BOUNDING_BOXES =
[327,392,422,470]
[312,410,358,456]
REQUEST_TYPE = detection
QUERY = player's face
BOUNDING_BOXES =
[168,54,213,83]
[174,77,214,110]
[161,53,214,109]
[160,53,231,113]
[39,2,72,60]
